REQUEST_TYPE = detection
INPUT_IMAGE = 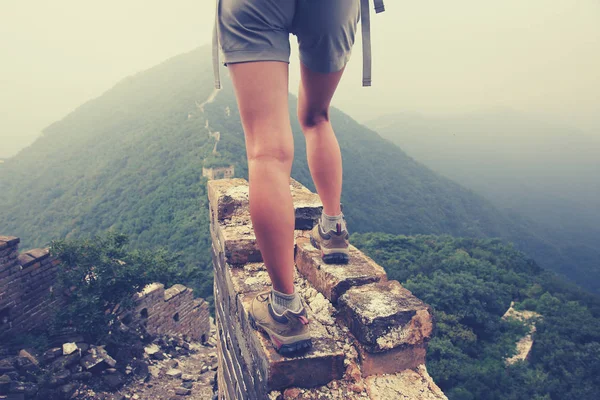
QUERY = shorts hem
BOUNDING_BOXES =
[222,49,290,66]
[299,51,351,74]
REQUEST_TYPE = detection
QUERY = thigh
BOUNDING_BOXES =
[228,61,293,160]
[218,0,296,65]
[292,0,360,74]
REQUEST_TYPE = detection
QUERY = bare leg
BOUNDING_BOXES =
[297,62,346,216]
[228,61,295,294]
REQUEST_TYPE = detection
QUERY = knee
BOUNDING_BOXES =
[247,143,294,166]
[298,108,330,130]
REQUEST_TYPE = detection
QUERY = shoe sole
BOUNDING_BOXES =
[310,235,350,264]
[248,314,312,355]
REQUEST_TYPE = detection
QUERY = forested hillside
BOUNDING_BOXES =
[0,46,580,301]
[352,232,600,400]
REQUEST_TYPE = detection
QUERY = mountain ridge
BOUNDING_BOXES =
[0,46,590,298]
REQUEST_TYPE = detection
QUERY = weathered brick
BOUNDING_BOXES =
[29,263,54,277]
[0,265,20,280]
[211,245,238,316]
[295,238,387,304]
[0,236,20,247]
[353,342,426,379]
[208,178,250,222]
[25,248,50,261]
[164,284,188,301]
[24,261,41,272]
[338,280,433,353]
[288,179,322,230]
[212,212,262,265]
[229,262,271,295]
[365,364,447,399]
[17,253,35,267]
[216,322,237,400]
[208,178,322,228]
[0,248,14,259]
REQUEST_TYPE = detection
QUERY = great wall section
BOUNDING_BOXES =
[1,176,450,399]
[208,178,447,400]
[199,88,235,182]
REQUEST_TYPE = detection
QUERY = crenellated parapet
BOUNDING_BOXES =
[130,282,210,341]
[208,178,447,399]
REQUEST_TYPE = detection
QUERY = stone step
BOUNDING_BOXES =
[208,177,322,226]
[208,178,322,266]
[295,237,387,304]
[338,280,433,352]
[337,280,434,376]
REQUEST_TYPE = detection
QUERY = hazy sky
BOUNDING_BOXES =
[1,0,599,158]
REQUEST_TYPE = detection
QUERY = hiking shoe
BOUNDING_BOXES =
[310,216,350,264]
[248,290,312,355]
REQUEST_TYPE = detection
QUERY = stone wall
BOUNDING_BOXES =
[0,236,60,336]
[502,301,542,365]
[0,235,210,343]
[208,178,447,400]
[131,283,210,341]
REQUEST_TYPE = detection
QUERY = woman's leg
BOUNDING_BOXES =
[228,61,296,295]
[297,63,346,217]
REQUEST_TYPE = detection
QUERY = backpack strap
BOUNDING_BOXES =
[214,0,384,89]
[212,0,222,90]
[361,0,385,87]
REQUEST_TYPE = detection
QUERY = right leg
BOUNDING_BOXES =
[298,65,351,264]
[297,64,345,217]
[293,0,360,263]
[294,0,360,218]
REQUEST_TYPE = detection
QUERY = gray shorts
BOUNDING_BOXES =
[216,0,361,74]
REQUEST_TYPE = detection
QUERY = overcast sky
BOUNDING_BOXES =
[1,0,599,158]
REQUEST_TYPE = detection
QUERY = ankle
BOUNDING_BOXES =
[271,287,303,314]
[319,210,346,233]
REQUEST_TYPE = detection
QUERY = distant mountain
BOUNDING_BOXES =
[0,46,587,300]
[367,111,600,293]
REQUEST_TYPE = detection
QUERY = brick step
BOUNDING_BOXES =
[208,178,322,266]
[295,237,387,304]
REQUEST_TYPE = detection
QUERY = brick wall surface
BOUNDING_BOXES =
[208,178,448,400]
[132,283,210,341]
[0,236,209,343]
[0,237,60,336]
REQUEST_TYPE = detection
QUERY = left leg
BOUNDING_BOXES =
[228,61,296,295]
[218,0,310,355]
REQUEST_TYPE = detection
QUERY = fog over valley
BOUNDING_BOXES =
[1,0,599,157]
